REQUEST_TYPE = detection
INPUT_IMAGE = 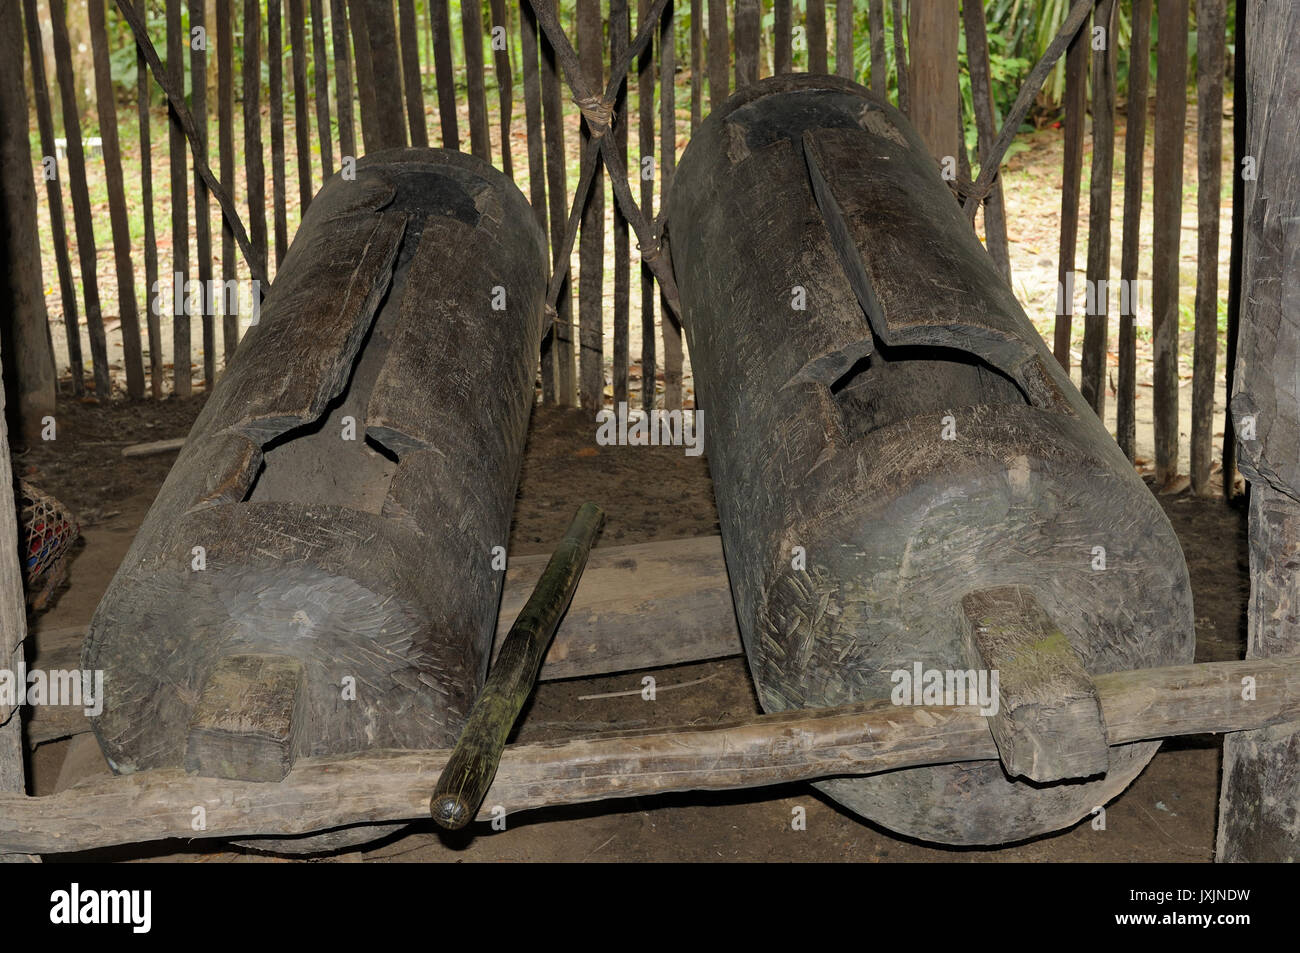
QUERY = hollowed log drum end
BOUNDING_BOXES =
[84,149,547,849]
[667,75,1194,846]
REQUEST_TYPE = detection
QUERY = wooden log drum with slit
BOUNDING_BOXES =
[665,75,1194,846]
[83,149,547,850]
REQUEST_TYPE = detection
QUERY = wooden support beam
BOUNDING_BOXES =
[52,0,112,400]
[269,0,290,264]
[462,0,491,160]
[1117,0,1151,461]
[497,535,742,680]
[243,0,269,279]
[22,0,82,399]
[89,0,145,399]
[735,0,759,88]
[0,78,40,855]
[960,587,1109,782]
[577,0,605,412]
[397,0,429,149]
[907,0,959,163]
[868,0,885,94]
[5,657,1300,855]
[185,655,308,782]
[1080,0,1117,418]
[310,0,336,174]
[1218,0,1300,862]
[1191,0,1225,497]
[707,0,727,109]
[807,0,828,74]
[1053,23,1087,371]
[488,0,514,175]
[1151,0,1189,487]
[961,0,1011,284]
[612,0,630,409]
[217,0,239,360]
[430,0,459,149]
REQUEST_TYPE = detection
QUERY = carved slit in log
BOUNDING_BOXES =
[666,75,1194,846]
[84,149,547,851]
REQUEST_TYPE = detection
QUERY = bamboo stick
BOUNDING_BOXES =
[430,503,604,829]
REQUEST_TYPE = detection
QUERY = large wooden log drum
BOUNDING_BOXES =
[85,149,547,848]
[666,75,1194,845]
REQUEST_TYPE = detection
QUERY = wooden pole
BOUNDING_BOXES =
[577,0,605,412]
[6,0,58,429]
[961,0,1010,284]
[217,0,239,360]
[890,0,908,115]
[269,0,290,264]
[735,0,759,88]
[489,0,514,176]
[521,0,552,400]
[869,0,885,94]
[691,0,703,126]
[0,327,38,860]
[660,1,682,410]
[5,656,1300,854]
[22,0,82,398]
[330,0,357,160]
[463,0,492,160]
[639,0,657,411]
[774,0,792,75]
[540,4,575,405]
[431,504,604,829]
[348,0,380,152]
[835,0,853,79]
[1080,0,1117,418]
[1191,0,1225,497]
[1221,0,1246,499]
[1116,0,1152,462]
[51,0,112,400]
[1151,0,1189,488]
[165,0,191,396]
[1053,24,1087,372]
[430,0,459,149]
[612,0,631,409]
[289,0,315,212]
[311,0,337,174]
[397,0,429,148]
[359,0,409,151]
[907,0,959,162]
[806,0,828,74]
[1217,0,1300,860]
[707,0,727,109]
[189,0,214,387]
[89,0,145,399]
[244,0,269,280]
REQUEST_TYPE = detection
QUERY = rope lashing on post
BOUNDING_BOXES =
[575,95,616,138]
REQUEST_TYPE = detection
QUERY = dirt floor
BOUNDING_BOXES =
[12,391,1249,863]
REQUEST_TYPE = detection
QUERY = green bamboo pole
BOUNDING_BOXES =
[430,502,605,829]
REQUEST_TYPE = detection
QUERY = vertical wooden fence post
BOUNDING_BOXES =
[1191,0,1225,496]
[1080,0,1117,419]
[52,0,113,399]
[1151,0,1190,487]
[1116,0,1152,462]
[23,0,83,397]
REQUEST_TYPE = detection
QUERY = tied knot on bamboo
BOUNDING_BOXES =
[576,95,616,139]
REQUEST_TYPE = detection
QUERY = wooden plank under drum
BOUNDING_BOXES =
[497,535,742,680]
[961,587,1109,783]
